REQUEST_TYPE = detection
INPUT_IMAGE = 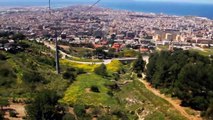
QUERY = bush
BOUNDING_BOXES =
[62,67,82,83]
[107,91,114,96]
[0,53,6,60]
[105,83,120,91]
[25,90,62,120]
[112,109,128,119]
[9,110,17,117]
[94,64,107,76]
[62,113,75,120]
[73,104,86,117]
[22,71,44,83]
[90,86,100,93]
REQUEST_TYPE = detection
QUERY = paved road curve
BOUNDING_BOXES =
[43,41,149,64]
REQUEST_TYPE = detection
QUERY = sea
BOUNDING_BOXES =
[0,0,213,19]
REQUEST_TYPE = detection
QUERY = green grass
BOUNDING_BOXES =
[115,80,187,120]
[61,74,117,106]
[157,45,169,51]
[61,59,123,73]
[0,41,69,98]
[189,48,213,56]
[66,56,103,62]
[62,46,94,57]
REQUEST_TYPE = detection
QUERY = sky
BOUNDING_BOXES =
[0,0,213,4]
[133,0,213,4]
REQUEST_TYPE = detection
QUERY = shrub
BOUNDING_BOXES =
[94,64,107,76]
[62,113,75,120]
[90,86,100,93]
[73,104,86,117]
[9,110,17,117]
[107,91,114,96]
[25,90,62,120]
[22,71,44,83]
[0,53,6,60]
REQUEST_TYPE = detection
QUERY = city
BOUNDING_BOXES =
[0,6,212,54]
[0,2,213,120]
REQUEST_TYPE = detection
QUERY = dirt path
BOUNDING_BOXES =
[139,79,202,120]
[4,103,26,120]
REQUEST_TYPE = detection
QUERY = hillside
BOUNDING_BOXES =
[0,40,194,120]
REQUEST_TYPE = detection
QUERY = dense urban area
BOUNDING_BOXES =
[0,6,212,120]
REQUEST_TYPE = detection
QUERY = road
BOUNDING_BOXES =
[43,42,149,65]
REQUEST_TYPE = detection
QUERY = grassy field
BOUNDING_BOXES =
[67,56,103,62]
[157,45,169,51]
[190,48,213,56]
[60,74,118,106]
[115,80,187,120]
[61,59,123,73]
[60,59,98,72]
[0,41,69,99]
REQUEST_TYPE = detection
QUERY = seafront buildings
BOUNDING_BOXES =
[0,6,212,51]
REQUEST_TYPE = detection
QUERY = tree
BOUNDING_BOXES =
[132,54,145,75]
[94,47,107,58]
[146,50,213,113]
[12,33,26,40]
[25,90,63,120]
[94,64,107,76]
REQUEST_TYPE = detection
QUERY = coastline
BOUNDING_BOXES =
[0,5,212,21]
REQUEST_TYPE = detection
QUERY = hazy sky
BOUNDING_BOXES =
[133,0,213,4]
[1,0,213,4]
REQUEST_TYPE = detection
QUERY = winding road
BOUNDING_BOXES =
[43,41,149,64]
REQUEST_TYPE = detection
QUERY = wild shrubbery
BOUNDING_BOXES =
[146,50,213,119]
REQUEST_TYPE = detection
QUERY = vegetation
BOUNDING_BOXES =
[0,98,9,110]
[115,80,187,120]
[60,59,98,73]
[146,50,213,119]
[61,74,117,106]
[25,90,64,120]
[118,49,139,57]
[132,54,146,77]
[0,36,194,119]
[0,40,69,106]
[189,48,213,56]
[94,64,107,77]
[107,60,123,73]
[0,31,26,40]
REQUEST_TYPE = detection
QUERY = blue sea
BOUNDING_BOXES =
[0,0,213,19]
